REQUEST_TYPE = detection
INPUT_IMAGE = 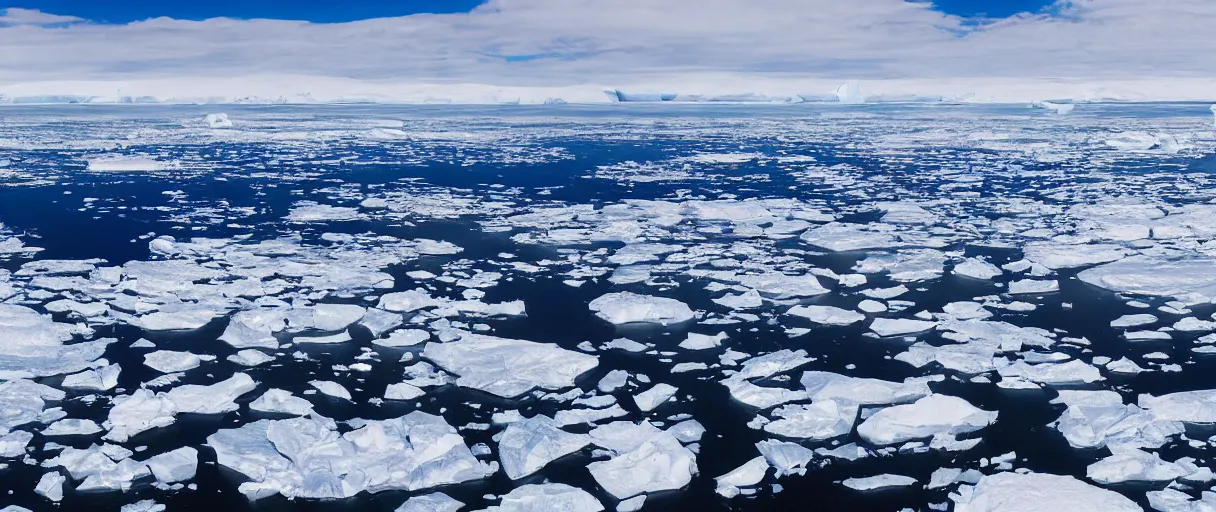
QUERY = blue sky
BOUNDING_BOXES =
[0,0,1058,23]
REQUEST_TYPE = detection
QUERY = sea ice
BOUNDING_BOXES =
[952,472,1140,512]
[715,455,770,497]
[497,415,590,479]
[422,332,598,398]
[1087,448,1186,484]
[207,412,494,499]
[588,292,695,325]
[309,380,352,401]
[841,474,916,490]
[633,384,679,412]
[856,395,996,446]
[143,447,198,483]
[487,483,603,512]
[786,305,865,326]
[249,389,314,416]
[870,318,937,337]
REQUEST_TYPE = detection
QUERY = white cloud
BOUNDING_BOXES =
[0,7,83,26]
[0,0,1212,101]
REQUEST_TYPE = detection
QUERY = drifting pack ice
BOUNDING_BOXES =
[0,102,1214,510]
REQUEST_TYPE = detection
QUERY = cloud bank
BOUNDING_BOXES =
[1,0,1214,103]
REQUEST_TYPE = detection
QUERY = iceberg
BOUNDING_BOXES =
[204,113,233,128]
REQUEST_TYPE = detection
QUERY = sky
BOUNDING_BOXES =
[0,0,1212,91]
[0,0,1060,23]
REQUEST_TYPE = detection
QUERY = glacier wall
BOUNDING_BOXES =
[3,75,1216,105]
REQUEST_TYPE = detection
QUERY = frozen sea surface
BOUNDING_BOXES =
[1,103,1216,510]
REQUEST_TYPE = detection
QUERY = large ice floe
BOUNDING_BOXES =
[207,412,496,499]
[5,103,1216,510]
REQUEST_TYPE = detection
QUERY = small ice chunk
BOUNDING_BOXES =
[35,471,66,501]
[598,370,630,393]
[787,305,865,326]
[616,495,646,512]
[43,418,103,437]
[309,380,352,401]
[489,483,603,512]
[395,493,464,512]
[756,440,813,476]
[954,258,1002,280]
[870,318,937,337]
[1008,279,1059,294]
[679,332,727,350]
[634,384,678,412]
[143,447,198,483]
[227,349,275,367]
[715,456,770,497]
[385,383,426,401]
[1111,314,1158,328]
[842,474,916,490]
[249,389,314,416]
[143,350,209,373]
[374,329,431,348]
[857,300,887,313]
[61,365,120,391]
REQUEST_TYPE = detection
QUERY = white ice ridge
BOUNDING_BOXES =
[9,75,1216,105]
